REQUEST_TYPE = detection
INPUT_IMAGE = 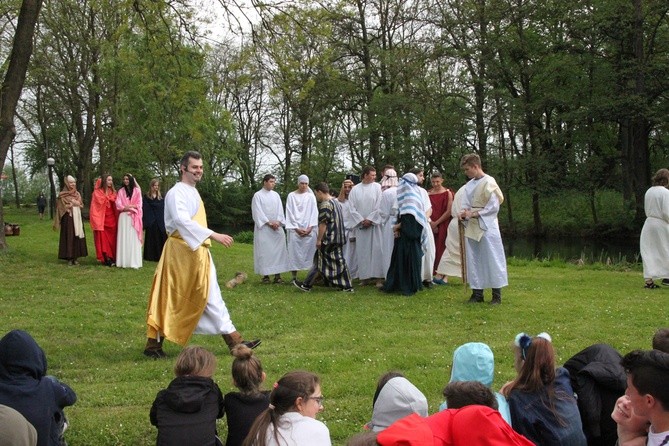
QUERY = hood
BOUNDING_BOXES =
[0,330,47,381]
[450,342,494,387]
[369,377,428,432]
[163,376,215,414]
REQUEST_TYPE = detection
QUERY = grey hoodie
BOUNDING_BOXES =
[367,377,428,432]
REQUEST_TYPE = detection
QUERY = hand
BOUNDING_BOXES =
[316,240,322,248]
[211,232,233,247]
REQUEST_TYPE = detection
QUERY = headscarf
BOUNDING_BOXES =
[53,176,85,238]
[297,174,309,185]
[380,169,398,190]
[396,173,428,253]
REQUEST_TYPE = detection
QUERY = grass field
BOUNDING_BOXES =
[0,207,664,445]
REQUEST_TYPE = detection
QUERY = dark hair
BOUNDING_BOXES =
[460,153,481,168]
[180,151,202,171]
[621,349,669,411]
[262,174,276,183]
[231,344,264,396]
[122,173,137,198]
[314,182,329,194]
[372,371,404,408]
[409,167,423,176]
[653,328,669,354]
[361,165,376,178]
[443,381,498,410]
[652,169,669,187]
[431,171,443,179]
[243,371,321,446]
[174,346,216,378]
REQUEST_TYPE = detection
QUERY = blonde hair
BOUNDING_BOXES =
[147,178,162,199]
[174,346,216,378]
[460,153,481,168]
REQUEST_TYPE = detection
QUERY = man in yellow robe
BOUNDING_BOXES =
[143,151,260,358]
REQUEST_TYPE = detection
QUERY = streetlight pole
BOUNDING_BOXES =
[47,157,55,220]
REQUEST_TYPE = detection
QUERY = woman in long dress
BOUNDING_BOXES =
[53,175,87,265]
[115,173,143,268]
[90,174,117,266]
[142,178,166,262]
[640,168,669,288]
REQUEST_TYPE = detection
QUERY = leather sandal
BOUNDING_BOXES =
[645,281,660,289]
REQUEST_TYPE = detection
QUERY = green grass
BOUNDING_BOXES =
[0,207,663,445]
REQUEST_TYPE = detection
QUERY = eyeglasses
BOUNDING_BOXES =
[309,396,325,406]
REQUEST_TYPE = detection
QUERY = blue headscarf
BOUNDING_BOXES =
[396,173,428,253]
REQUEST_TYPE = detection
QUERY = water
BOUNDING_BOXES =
[504,237,640,263]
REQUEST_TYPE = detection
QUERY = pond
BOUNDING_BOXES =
[504,237,640,263]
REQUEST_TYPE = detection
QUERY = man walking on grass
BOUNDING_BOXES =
[143,151,260,358]
[295,182,353,292]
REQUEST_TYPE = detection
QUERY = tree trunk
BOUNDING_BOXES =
[0,0,44,250]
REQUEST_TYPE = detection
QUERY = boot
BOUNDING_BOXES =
[491,288,502,305]
[222,332,262,354]
[467,289,484,304]
[143,337,165,359]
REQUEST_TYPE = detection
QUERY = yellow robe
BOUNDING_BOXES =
[145,201,211,346]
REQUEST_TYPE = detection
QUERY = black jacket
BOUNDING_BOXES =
[0,330,77,446]
[223,391,270,446]
[564,344,627,446]
[150,375,224,446]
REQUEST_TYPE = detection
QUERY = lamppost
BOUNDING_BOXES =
[47,157,56,220]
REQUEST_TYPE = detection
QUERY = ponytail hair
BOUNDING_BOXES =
[231,344,264,395]
[242,371,320,446]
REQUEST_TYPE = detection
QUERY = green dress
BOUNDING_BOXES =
[382,214,424,296]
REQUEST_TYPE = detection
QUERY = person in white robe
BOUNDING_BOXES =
[252,174,289,284]
[410,168,436,286]
[379,169,399,280]
[434,185,466,283]
[285,174,318,283]
[640,168,669,288]
[458,153,508,304]
[337,179,358,280]
[144,151,260,358]
[348,166,387,286]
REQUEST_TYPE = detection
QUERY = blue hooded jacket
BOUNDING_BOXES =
[0,330,77,446]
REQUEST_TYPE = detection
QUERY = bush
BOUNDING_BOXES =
[234,230,254,244]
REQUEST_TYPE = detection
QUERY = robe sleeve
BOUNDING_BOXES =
[285,193,299,229]
[167,186,213,250]
[251,193,269,228]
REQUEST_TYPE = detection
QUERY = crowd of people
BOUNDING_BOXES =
[2,327,668,446]
[55,173,167,268]
[249,153,507,302]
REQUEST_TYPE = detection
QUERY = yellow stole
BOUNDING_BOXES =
[146,200,211,346]
[465,176,504,242]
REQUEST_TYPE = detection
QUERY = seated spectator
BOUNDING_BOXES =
[442,381,498,410]
[150,346,224,446]
[652,328,669,353]
[0,404,38,446]
[619,350,669,446]
[223,345,270,446]
[611,395,650,446]
[563,344,626,446]
[243,371,331,446]
[0,330,76,446]
[366,372,428,432]
[375,405,534,446]
[501,332,587,446]
[438,342,511,425]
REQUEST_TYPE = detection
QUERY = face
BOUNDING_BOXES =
[462,163,481,179]
[123,176,130,185]
[415,171,425,184]
[612,395,650,433]
[625,375,650,418]
[182,158,204,184]
[363,170,376,183]
[105,176,113,188]
[342,181,353,196]
[264,178,276,191]
[151,181,160,192]
[67,179,76,190]
[298,182,309,193]
[299,384,324,418]
[431,177,443,189]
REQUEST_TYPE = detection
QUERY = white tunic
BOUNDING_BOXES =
[418,188,435,281]
[338,198,358,279]
[164,182,235,335]
[285,190,318,271]
[251,188,289,275]
[462,176,508,289]
[436,186,465,278]
[640,185,669,279]
[348,182,386,279]
[264,412,331,446]
[116,212,142,268]
[379,186,398,279]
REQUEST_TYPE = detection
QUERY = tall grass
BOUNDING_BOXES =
[0,207,662,445]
